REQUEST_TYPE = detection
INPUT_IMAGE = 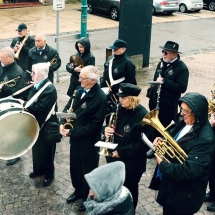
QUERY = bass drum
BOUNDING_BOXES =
[0,98,39,160]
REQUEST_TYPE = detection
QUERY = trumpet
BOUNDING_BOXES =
[99,104,119,156]
[63,90,76,129]
[49,55,58,66]
[0,76,20,92]
[15,30,30,59]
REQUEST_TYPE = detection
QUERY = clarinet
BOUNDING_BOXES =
[155,61,163,109]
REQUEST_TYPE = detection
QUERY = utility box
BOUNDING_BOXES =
[118,0,152,67]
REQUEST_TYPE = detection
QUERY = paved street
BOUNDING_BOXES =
[1,3,215,215]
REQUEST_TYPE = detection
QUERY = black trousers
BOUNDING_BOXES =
[32,129,56,179]
[209,154,215,197]
[124,173,143,210]
[163,207,193,215]
[70,144,99,199]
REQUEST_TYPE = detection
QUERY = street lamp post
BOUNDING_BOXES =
[81,0,88,37]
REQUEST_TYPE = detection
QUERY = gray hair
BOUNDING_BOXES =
[81,65,99,82]
[32,62,49,79]
[1,47,15,58]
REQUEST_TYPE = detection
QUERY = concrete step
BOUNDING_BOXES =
[0,2,43,9]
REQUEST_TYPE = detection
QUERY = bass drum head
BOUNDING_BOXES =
[0,112,39,160]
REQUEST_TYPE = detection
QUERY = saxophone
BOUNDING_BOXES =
[99,104,119,156]
[63,90,76,129]
[15,30,30,59]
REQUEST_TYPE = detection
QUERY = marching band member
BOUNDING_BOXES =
[26,34,61,83]
[66,37,95,97]
[18,62,58,187]
[150,92,215,215]
[146,41,189,159]
[59,65,107,212]
[10,23,35,79]
[0,47,26,166]
[104,83,152,210]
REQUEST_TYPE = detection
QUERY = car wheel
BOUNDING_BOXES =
[88,3,93,14]
[110,7,119,20]
[152,6,156,15]
[208,0,215,11]
[179,3,187,13]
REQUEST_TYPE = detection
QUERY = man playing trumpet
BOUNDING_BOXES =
[0,47,26,166]
[26,34,61,83]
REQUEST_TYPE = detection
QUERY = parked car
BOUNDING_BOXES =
[153,0,179,15]
[87,0,120,20]
[178,0,203,12]
[203,0,215,10]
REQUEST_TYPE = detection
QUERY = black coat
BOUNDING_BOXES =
[26,44,61,83]
[100,53,136,96]
[147,56,189,109]
[66,37,95,97]
[0,62,26,98]
[10,35,35,71]
[106,104,153,174]
[24,78,58,127]
[150,92,215,214]
[60,83,107,147]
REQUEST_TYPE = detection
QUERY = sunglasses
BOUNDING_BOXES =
[162,50,169,56]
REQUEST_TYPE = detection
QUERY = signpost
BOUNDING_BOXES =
[53,0,65,82]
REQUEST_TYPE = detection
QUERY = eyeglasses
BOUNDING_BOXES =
[180,107,192,115]
[79,75,89,81]
[31,71,35,75]
[18,30,22,32]
[162,50,169,56]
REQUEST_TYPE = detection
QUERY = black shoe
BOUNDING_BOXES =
[78,202,86,212]
[29,172,43,178]
[147,150,155,159]
[6,157,21,166]
[204,192,215,202]
[207,203,215,212]
[43,178,54,187]
[66,193,80,203]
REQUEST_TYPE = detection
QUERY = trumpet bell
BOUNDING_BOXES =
[63,123,73,129]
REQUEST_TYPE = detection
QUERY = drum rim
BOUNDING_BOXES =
[0,112,40,160]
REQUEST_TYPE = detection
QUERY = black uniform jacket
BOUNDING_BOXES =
[60,83,107,147]
[150,92,215,214]
[10,35,35,70]
[147,56,189,108]
[26,44,61,82]
[106,104,153,174]
[66,37,95,96]
[23,78,58,127]
[0,62,26,98]
[100,53,137,96]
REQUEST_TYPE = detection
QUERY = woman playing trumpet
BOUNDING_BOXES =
[104,83,153,210]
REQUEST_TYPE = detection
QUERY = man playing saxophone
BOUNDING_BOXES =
[26,34,61,83]
[10,23,35,82]
[59,66,107,212]
[0,47,26,166]
[149,92,215,215]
